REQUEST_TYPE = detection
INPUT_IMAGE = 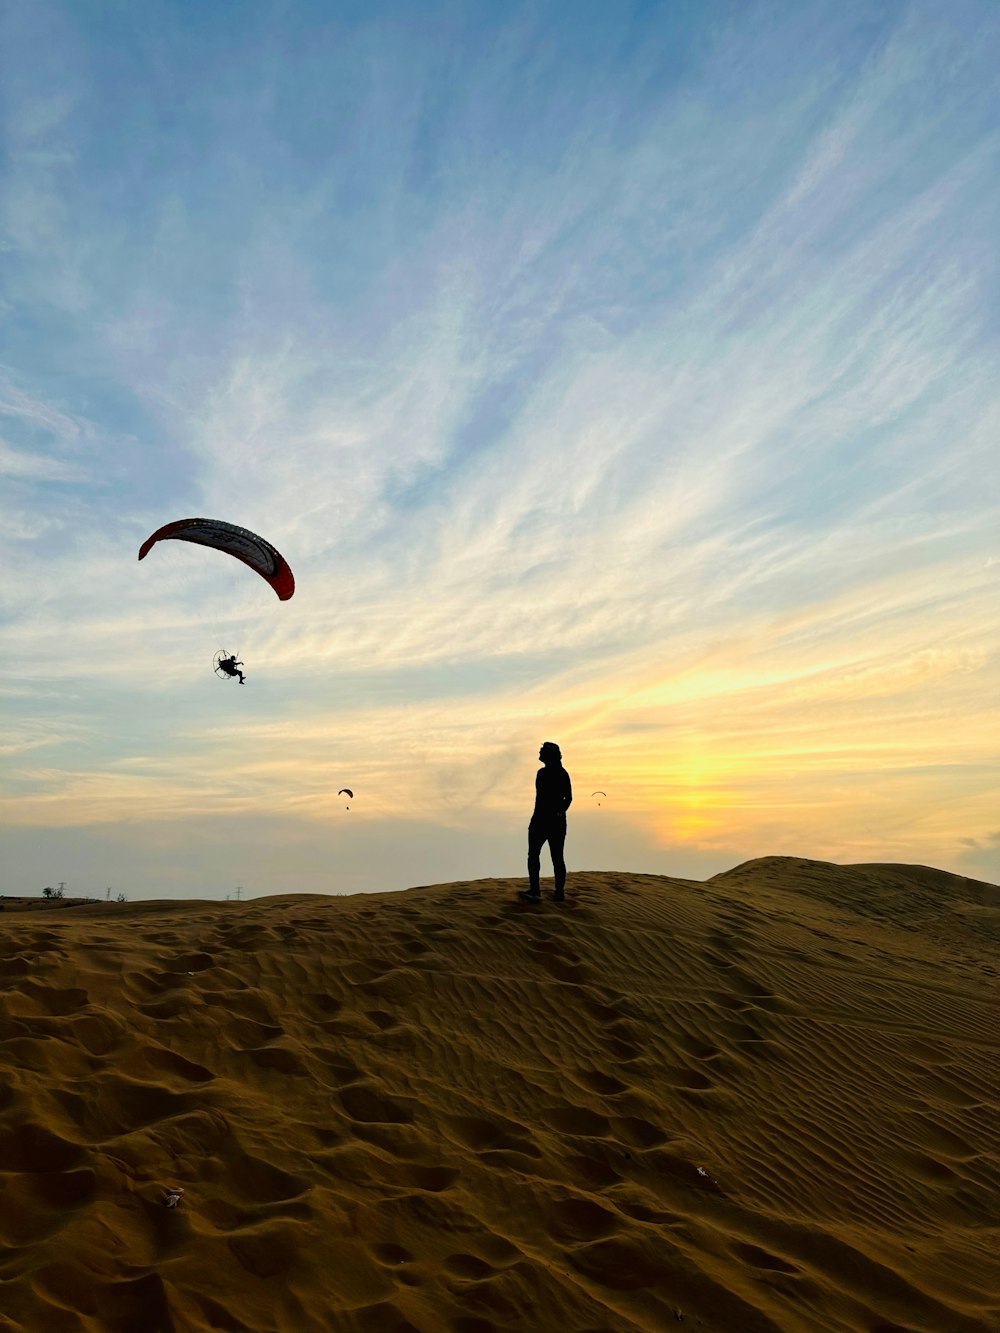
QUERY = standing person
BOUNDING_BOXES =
[519,742,572,903]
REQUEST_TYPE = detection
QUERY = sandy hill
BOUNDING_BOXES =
[0,859,997,1332]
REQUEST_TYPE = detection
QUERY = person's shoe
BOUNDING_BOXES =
[552,891,565,902]
[518,890,542,903]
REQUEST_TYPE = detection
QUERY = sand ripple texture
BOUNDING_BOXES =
[0,857,997,1332]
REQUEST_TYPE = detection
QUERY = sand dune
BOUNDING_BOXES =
[1,857,997,1332]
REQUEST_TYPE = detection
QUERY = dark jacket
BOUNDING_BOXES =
[532,765,572,820]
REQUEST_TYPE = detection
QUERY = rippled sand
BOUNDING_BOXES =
[1,857,997,1332]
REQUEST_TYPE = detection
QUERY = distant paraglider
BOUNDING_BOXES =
[591,791,607,806]
[338,788,354,809]
[140,518,294,682]
[138,518,295,601]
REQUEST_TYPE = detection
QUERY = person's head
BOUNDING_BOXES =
[538,741,562,765]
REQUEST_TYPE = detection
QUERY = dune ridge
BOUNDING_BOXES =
[1,857,997,1332]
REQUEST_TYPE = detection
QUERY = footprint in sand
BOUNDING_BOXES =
[721,965,796,1011]
[444,1233,522,1278]
[26,1167,97,1210]
[703,947,739,969]
[314,1051,364,1085]
[364,1009,403,1031]
[134,1044,214,1084]
[202,989,278,1025]
[243,1043,308,1076]
[0,953,34,979]
[572,1068,628,1096]
[339,1083,417,1125]
[372,1242,414,1266]
[80,1272,172,1330]
[580,993,627,1024]
[920,1072,986,1110]
[170,951,215,972]
[67,1011,126,1056]
[527,939,594,985]
[443,1113,538,1158]
[123,968,187,999]
[444,1253,498,1280]
[304,992,344,1019]
[343,957,394,984]
[907,1116,978,1160]
[388,928,431,950]
[711,990,755,1012]
[135,994,190,1020]
[543,1105,611,1138]
[320,1011,387,1039]
[706,927,747,959]
[226,1149,310,1205]
[396,1162,461,1192]
[0,1122,86,1172]
[228,1015,284,1046]
[9,980,90,1016]
[545,1195,619,1243]
[646,1146,725,1194]
[616,1196,682,1224]
[228,1220,306,1277]
[567,1234,666,1291]
[353,1300,424,1331]
[900,1150,960,1185]
[27,931,65,956]
[562,1149,623,1190]
[543,954,593,984]
[732,1240,800,1273]
[614,1115,669,1149]
[53,1075,192,1140]
[675,1034,722,1061]
[663,1065,716,1092]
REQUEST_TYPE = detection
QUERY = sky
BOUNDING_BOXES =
[2,0,998,900]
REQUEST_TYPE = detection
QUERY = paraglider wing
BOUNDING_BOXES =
[591,791,607,797]
[138,518,295,600]
[338,789,354,799]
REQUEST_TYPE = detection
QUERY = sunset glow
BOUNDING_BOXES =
[3,1,998,897]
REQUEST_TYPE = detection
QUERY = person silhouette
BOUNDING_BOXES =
[519,741,572,903]
[218,655,245,684]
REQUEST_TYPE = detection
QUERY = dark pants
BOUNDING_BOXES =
[527,816,566,895]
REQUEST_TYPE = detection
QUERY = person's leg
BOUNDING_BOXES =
[549,818,567,897]
[526,820,545,897]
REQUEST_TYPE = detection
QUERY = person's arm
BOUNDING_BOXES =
[564,771,573,812]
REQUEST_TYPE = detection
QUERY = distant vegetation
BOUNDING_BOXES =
[0,887,104,912]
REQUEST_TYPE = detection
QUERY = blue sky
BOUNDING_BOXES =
[2,0,998,899]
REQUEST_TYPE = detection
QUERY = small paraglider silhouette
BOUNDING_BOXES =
[591,790,607,806]
[338,788,353,810]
